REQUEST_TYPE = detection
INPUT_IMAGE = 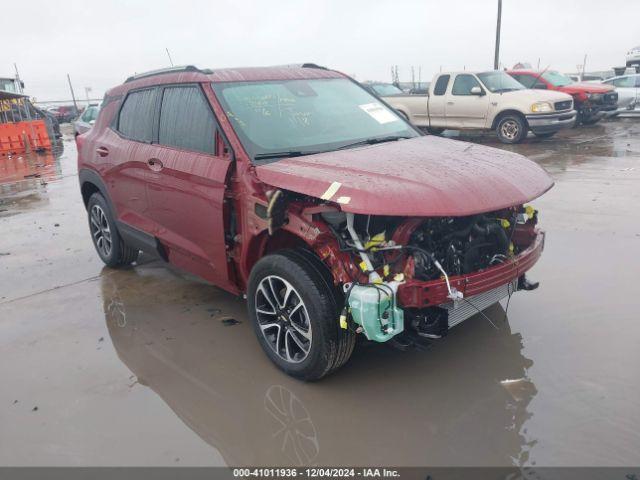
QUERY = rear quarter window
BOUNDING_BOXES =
[117,89,156,142]
[433,75,450,96]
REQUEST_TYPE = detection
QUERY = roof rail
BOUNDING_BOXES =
[124,65,213,83]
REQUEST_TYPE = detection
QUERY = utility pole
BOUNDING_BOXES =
[166,48,174,67]
[494,0,502,70]
[67,74,78,114]
[580,54,587,81]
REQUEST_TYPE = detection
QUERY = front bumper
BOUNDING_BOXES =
[526,111,576,133]
[397,229,545,308]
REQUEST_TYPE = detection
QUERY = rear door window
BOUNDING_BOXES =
[158,86,216,154]
[433,75,450,96]
[117,89,157,142]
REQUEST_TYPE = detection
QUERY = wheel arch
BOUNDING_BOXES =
[243,229,310,284]
[79,168,114,212]
[491,109,529,130]
[396,108,410,122]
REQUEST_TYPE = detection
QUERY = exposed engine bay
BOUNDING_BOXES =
[321,206,535,280]
[317,206,540,343]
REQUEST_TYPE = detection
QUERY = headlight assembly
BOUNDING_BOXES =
[531,102,553,113]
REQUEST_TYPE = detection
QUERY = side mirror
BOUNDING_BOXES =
[533,83,547,90]
[89,120,95,126]
[470,86,484,96]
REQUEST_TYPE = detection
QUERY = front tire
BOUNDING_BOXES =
[87,192,139,267]
[496,114,527,144]
[247,250,355,380]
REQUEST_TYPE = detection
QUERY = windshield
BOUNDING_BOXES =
[211,78,418,162]
[477,71,525,93]
[371,83,404,96]
[541,71,574,87]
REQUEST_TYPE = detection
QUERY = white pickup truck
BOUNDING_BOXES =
[375,70,576,143]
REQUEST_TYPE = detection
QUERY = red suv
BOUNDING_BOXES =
[508,70,618,125]
[77,64,552,379]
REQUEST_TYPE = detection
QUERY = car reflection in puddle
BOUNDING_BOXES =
[101,261,537,467]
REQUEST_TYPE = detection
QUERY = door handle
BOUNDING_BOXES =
[447,101,454,105]
[147,158,164,171]
[96,146,109,157]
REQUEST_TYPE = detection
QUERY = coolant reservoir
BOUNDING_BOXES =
[348,284,404,342]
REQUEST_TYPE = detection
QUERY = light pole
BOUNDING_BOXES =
[494,0,502,70]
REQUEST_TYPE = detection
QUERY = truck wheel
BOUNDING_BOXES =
[247,249,355,380]
[87,192,139,267]
[496,114,527,144]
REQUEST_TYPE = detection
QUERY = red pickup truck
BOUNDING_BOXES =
[508,70,618,125]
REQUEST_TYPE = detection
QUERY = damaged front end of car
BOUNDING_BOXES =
[263,192,544,346]
[251,135,553,347]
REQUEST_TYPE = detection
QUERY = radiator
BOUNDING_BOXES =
[444,279,518,328]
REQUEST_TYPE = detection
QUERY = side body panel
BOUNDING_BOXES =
[444,74,491,129]
[426,74,447,128]
[144,139,233,289]
[90,123,156,235]
[383,95,430,126]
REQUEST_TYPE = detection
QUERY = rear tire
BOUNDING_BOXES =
[247,249,355,380]
[496,114,527,144]
[87,192,139,267]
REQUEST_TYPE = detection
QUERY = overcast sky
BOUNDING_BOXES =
[3,0,638,102]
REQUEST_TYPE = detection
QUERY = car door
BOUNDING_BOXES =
[99,87,158,234]
[428,74,450,127]
[144,83,233,288]
[618,76,639,109]
[445,74,491,128]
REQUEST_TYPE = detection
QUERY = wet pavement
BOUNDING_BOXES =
[0,121,639,467]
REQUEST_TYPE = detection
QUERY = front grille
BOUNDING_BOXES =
[604,92,618,104]
[590,92,618,105]
[554,100,572,111]
[443,279,518,328]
